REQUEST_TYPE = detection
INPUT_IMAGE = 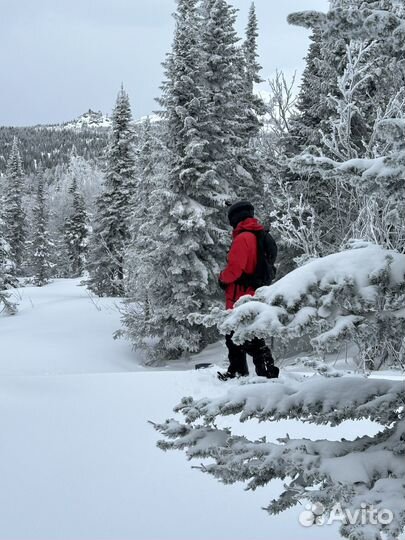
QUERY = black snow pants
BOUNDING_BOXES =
[225,332,276,377]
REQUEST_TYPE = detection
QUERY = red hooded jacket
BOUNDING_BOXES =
[219,217,264,309]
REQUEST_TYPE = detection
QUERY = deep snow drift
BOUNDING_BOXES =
[0,279,395,539]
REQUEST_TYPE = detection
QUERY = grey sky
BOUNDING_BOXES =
[0,0,327,127]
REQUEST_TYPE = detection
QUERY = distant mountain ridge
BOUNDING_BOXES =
[0,110,162,175]
[0,109,112,174]
[59,109,112,131]
[23,109,112,132]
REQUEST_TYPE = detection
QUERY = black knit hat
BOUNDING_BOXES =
[227,200,254,228]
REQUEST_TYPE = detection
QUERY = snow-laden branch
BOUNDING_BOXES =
[192,243,405,370]
[167,374,403,427]
[154,373,404,540]
[222,243,404,368]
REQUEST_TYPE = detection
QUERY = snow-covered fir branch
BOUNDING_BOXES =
[154,372,404,540]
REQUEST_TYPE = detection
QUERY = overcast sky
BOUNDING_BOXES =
[0,0,327,127]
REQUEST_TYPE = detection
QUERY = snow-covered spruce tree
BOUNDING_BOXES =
[122,117,166,317]
[287,28,327,154]
[63,152,103,213]
[271,0,404,262]
[0,203,17,290]
[287,2,404,257]
[86,85,136,296]
[290,110,405,256]
[287,6,353,157]
[30,172,53,286]
[154,243,405,540]
[243,3,261,99]
[2,137,26,275]
[275,16,351,258]
[235,2,266,204]
[127,117,157,243]
[0,216,17,314]
[63,178,88,277]
[199,0,249,202]
[48,153,103,236]
[47,154,103,278]
[121,0,229,361]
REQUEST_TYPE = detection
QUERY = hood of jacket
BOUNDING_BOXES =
[232,217,264,238]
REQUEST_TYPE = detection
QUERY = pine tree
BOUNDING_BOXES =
[0,235,17,313]
[199,0,245,199]
[64,178,88,277]
[272,0,405,262]
[287,29,326,154]
[243,3,262,96]
[0,214,18,292]
[30,172,53,286]
[124,117,162,292]
[241,2,266,137]
[235,2,266,203]
[3,137,26,274]
[122,0,227,361]
[87,86,136,296]
[122,0,270,360]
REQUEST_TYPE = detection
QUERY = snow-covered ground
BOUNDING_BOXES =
[0,279,392,539]
[0,279,138,376]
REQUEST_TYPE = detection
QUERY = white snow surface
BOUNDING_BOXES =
[0,279,137,376]
[0,279,400,539]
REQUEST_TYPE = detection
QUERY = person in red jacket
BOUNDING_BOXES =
[218,201,279,381]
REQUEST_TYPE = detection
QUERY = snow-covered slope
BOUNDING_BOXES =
[0,279,393,539]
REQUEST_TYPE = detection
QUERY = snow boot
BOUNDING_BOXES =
[253,346,279,379]
[217,370,248,381]
[264,364,279,379]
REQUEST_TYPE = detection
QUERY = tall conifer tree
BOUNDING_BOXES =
[236,2,266,202]
[87,86,136,296]
[122,0,227,360]
[0,215,17,290]
[64,178,88,277]
[3,137,26,274]
[30,172,53,286]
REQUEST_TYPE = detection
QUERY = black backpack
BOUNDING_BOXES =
[237,230,278,290]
